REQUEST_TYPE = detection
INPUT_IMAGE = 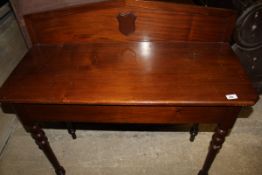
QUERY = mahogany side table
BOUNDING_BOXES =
[0,1,258,175]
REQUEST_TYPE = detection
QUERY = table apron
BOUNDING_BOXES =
[13,104,241,124]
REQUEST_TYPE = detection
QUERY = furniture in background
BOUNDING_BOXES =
[232,0,262,93]
[193,0,262,93]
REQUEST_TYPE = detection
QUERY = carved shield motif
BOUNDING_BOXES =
[117,12,137,36]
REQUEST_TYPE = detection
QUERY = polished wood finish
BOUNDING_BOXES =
[117,12,137,36]
[0,43,257,106]
[13,104,241,124]
[0,1,259,175]
[28,123,65,175]
[198,125,231,175]
[23,1,237,44]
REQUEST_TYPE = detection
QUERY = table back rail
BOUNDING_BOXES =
[24,0,237,45]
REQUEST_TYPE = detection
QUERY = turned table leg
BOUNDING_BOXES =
[29,124,65,175]
[198,125,229,175]
[190,123,199,142]
[66,122,77,139]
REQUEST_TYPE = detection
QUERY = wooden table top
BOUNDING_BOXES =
[0,42,258,106]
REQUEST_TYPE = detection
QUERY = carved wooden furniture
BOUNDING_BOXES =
[0,1,259,175]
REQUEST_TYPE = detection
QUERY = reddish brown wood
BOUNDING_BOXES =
[23,1,237,44]
[117,12,137,36]
[0,1,259,175]
[198,116,238,175]
[198,124,232,175]
[0,43,257,106]
[28,123,65,175]
[13,104,240,124]
[15,104,239,124]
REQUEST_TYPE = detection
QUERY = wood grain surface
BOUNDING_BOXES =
[9,0,106,46]
[1,2,258,175]
[0,42,257,106]
[14,104,241,124]
[24,0,237,44]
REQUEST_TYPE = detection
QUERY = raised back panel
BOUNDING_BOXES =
[24,0,237,44]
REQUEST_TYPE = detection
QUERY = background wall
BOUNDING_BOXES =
[9,0,106,46]
[0,3,27,152]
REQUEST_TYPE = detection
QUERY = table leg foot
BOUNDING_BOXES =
[29,124,66,175]
[66,122,77,139]
[198,170,208,175]
[55,166,66,175]
[190,123,199,142]
[198,125,228,174]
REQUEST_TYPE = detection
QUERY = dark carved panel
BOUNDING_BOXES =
[234,2,262,49]
[117,12,136,36]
